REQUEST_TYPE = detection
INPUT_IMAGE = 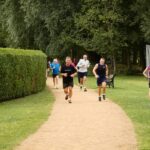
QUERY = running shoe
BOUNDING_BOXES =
[103,94,106,100]
[84,88,87,92]
[68,99,72,103]
[65,95,69,100]
[99,96,101,101]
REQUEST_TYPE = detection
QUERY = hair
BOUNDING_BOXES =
[66,56,72,60]
[53,58,58,62]
[83,54,87,57]
[100,57,105,61]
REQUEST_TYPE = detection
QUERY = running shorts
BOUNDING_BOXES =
[63,81,74,89]
[52,74,59,78]
[78,72,88,78]
[97,77,106,86]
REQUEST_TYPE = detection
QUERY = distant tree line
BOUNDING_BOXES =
[0,0,150,72]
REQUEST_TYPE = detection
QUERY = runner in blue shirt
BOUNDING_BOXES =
[49,59,60,89]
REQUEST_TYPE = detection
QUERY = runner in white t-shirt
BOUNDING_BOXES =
[77,55,90,91]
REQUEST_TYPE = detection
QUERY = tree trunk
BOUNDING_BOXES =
[140,48,145,70]
[133,49,137,64]
[112,54,116,74]
[126,49,131,72]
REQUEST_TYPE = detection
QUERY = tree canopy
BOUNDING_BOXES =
[0,0,150,71]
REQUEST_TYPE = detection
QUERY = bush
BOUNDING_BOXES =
[0,48,47,101]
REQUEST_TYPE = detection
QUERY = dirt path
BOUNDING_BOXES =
[16,78,137,150]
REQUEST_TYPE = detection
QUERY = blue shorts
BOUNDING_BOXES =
[78,72,87,78]
[97,77,106,86]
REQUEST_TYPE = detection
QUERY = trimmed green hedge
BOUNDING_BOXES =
[0,48,47,101]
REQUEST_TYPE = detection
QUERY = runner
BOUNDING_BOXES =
[93,58,108,101]
[49,58,60,89]
[143,65,150,97]
[77,55,90,92]
[61,57,77,103]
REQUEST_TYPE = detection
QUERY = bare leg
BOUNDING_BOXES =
[98,86,101,96]
[102,82,106,94]
[56,76,59,88]
[80,78,83,89]
[102,82,106,100]
[64,87,69,95]
[78,73,80,85]
[98,86,102,101]
[80,78,83,85]
[83,76,87,91]
[64,87,69,100]
[53,77,56,87]
[68,87,73,103]
[68,87,73,98]
[148,80,150,97]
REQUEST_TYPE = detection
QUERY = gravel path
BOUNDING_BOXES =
[16,78,137,150]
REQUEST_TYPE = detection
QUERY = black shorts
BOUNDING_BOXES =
[52,74,58,78]
[63,81,74,89]
[97,77,106,86]
[78,72,87,79]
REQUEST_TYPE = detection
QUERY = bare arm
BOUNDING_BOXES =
[143,67,148,78]
[70,72,77,77]
[61,73,67,77]
[86,60,90,68]
[75,66,79,72]
[93,64,99,78]
[106,64,109,78]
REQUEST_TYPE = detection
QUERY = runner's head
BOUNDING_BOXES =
[65,56,72,66]
[100,58,105,65]
[83,55,88,60]
[53,58,58,64]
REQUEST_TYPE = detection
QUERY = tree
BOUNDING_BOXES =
[74,0,126,72]
[0,0,7,47]
[1,0,148,71]
[1,0,81,52]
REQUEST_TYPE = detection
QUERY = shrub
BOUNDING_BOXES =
[0,48,47,101]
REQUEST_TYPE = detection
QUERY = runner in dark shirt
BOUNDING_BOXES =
[61,57,77,103]
[93,58,108,101]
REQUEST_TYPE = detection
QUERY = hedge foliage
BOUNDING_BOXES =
[0,48,47,101]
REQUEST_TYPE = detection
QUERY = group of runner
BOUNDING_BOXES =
[48,55,108,103]
[48,55,150,104]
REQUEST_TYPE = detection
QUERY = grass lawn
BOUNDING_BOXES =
[85,76,150,150]
[0,87,54,150]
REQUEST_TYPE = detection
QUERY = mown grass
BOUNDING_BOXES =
[0,87,54,150]
[85,76,150,150]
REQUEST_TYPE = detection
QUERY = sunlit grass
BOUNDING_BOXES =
[0,87,54,150]
[86,76,150,150]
